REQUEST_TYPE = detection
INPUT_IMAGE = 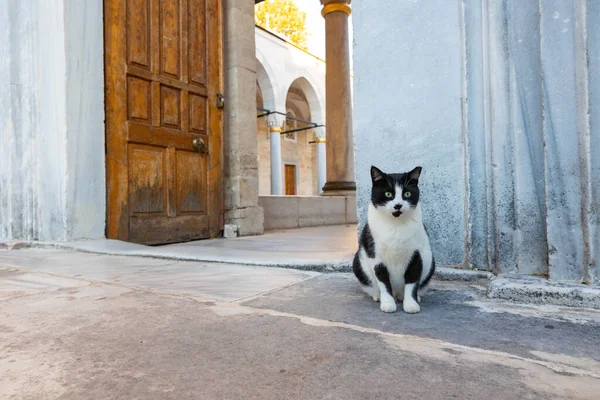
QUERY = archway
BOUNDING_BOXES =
[280,77,325,195]
[256,78,272,195]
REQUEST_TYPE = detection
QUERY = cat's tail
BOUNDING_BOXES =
[419,255,436,294]
[352,252,371,286]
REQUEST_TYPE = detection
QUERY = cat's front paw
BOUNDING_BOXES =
[380,300,397,313]
[403,300,420,314]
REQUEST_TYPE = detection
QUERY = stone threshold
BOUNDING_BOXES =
[488,275,600,310]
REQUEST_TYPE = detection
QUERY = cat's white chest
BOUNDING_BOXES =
[368,204,426,270]
[375,224,421,268]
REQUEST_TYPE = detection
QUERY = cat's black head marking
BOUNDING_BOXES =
[370,166,422,217]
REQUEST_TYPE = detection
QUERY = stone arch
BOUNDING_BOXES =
[256,51,282,112]
[283,74,324,126]
[255,55,280,197]
[282,75,326,196]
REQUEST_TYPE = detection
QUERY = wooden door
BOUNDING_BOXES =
[104,0,223,244]
[285,164,297,195]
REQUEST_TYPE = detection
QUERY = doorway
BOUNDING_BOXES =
[285,164,297,195]
[104,0,223,244]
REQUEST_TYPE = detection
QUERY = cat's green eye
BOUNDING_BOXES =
[404,191,412,198]
[385,192,393,198]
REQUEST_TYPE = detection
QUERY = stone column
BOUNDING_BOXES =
[268,114,285,195]
[223,0,264,236]
[315,129,327,194]
[321,0,355,195]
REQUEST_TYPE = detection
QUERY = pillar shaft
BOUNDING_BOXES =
[268,114,285,195]
[270,129,283,195]
[316,138,327,194]
[321,0,355,194]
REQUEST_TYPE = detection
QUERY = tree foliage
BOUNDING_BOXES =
[255,0,310,51]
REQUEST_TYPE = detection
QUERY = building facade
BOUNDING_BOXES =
[255,26,326,197]
[1,0,356,243]
[353,0,599,284]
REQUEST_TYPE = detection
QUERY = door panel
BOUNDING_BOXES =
[176,151,207,213]
[126,0,151,69]
[285,164,297,196]
[159,0,181,78]
[189,2,207,86]
[128,144,167,214]
[105,0,222,244]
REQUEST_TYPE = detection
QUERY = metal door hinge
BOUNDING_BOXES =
[216,93,225,108]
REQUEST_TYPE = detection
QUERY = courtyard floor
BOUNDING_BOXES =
[39,225,359,271]
[1,244,600,398]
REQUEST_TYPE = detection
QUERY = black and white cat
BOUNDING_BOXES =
[353,166,435,313]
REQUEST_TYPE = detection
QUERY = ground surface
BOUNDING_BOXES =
[44,225,358,270]
[1,249,600,399]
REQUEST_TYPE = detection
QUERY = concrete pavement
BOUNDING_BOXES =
[23,223,600,308]
[38,225,359,271]
[1,249,600,399]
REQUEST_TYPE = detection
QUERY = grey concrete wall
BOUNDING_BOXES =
[353,0,466,266]
[64,0,106,239]
[588,0,600,286]
[0,0,105,242]
[353,0,599,284]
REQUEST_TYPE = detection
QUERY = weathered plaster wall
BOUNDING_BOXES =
[353,0,599,284]
[588,0,600,285]
[64,0,106,239]
[0,0,105,242]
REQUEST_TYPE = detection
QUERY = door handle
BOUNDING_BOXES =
[192,137,208,155]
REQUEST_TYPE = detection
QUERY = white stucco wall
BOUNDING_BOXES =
[0,0,105,241]
[255,26,326,125]
[255,26,326,196]
[353,0,599,284]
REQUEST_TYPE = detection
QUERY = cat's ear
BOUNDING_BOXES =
[407,166,422,184]
[371,166,386,184]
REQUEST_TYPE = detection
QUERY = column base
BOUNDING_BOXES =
[224,205,265,236]
[321,181,356,196]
